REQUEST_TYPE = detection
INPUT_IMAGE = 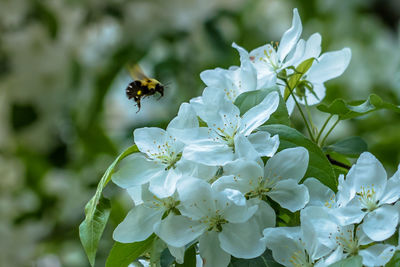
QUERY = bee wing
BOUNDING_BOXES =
[127,63,148,80]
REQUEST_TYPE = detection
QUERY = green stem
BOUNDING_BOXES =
[284,80,316,142]
[320,117,340,147]
[316,114,333,144]
[304,97,316,136]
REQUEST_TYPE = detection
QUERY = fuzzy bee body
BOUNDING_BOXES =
[125,65,165,111]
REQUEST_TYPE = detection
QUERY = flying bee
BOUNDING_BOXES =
[125,64,165,112]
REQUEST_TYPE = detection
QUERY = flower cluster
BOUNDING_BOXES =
[108,9,399,267]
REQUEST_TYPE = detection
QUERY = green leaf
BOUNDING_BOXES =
[328,255,362,267]
[323,136,368,158]
[106,235,155,267]
[229,249,283,267]
[176,245,197,267]
[260,124,337,191]
[234,87,290,126]
[386,251,400,267]
[317,94,400,120]
[79,145,139,266]
[284,57,315,100]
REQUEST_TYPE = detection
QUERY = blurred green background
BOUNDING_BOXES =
[1,0,399,266]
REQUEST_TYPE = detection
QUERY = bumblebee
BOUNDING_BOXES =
[125,64,164,111]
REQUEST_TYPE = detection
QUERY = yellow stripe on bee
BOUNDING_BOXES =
[140,78,160,90]
[137,90,142,95]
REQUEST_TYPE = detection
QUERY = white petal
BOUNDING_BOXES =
[359,244,396,267]
[183,141,234,166]
[234,134,261,163]
[268,180,309,212]
[149,170,181,198]
[127,185,143,205]
[277,8,303,62]
[212,175,252,194]
[264,147,309,182]
[356,225,374,246]
[134,127,167,155]
[232,42,258,93]
[283,39,305,68]
[177,177,215,219]
[345,152,387,200]
[176,159,217,182]
[331,205,365,226]
[112,154,164,188]
[380,166,400,204]
[190,87,226,122]
[199,232,231,267]
[300,206,340,258]
[247,131,280,157]
[252,200,276,230]
[222,194,258,223]
[155,214,206,247]
[361,205,399,241]
[219,217,267,259]
[249,44,276,75]
[167,102,199,131]
[302,32,322,60]
[322,246,345,266]
[307,48,351,83]
[303,177,335,207]
[167,245,185,264]
[239,91,279,136]
[113,205,163,243]
[223,159,264,181]
[200,68,228,89]
[263,227,306,266]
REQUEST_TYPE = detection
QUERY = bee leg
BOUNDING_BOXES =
[136,100,141,113]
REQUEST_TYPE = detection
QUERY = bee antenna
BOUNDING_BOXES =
[163,81,172,88]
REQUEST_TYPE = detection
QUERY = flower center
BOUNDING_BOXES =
[356,186,379,212]
[202,213,228,232]
[210,123,238,149]
[261,44,280,71]
[147,140,182,169]
[288,249,312,267]
[330,227,359,255]
[245,176,271,199]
